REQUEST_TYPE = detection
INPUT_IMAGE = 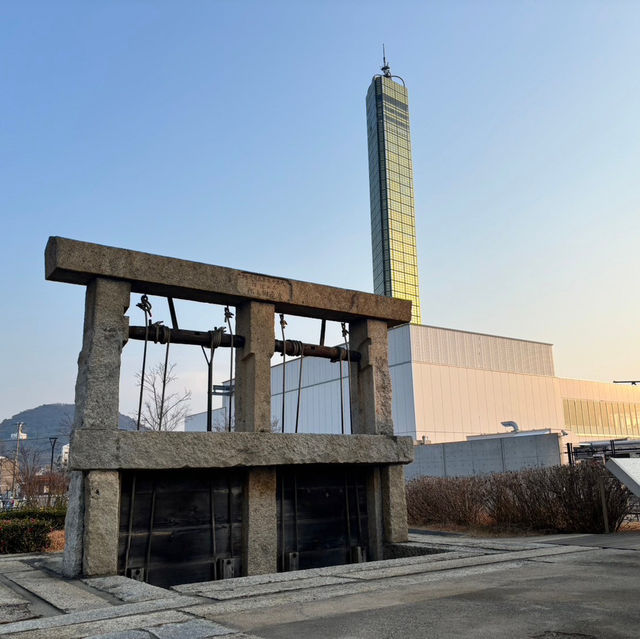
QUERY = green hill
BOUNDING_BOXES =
[0,404,136,461]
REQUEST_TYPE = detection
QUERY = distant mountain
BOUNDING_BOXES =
[0,404,136,460]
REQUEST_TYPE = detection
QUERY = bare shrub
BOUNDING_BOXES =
[407,464,632,534]
[406,476,486,527]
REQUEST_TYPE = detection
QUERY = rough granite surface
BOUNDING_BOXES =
[45,237,411,326]
[69,431,413,470]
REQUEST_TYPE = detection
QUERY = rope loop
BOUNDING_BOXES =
[289,340,304,357]
[208,326,226,350]
[136,294,152,316]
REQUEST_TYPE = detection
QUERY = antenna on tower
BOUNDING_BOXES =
[381,44,391,77]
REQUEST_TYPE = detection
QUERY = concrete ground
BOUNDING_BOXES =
[0,531,638,638]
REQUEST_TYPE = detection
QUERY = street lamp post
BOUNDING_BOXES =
[49,437,58,473]
[47,437,58,507]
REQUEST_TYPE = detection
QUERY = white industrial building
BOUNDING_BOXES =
[184,323,640,444]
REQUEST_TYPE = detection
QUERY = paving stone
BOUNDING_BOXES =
[82,576,173,603]
[181,575,355,601]
[0,562,33,574]
[5,570,108,613]
[29,555,63,574]
[0,583,34,624]
[333,546,591,580]
[86,631,153,639]
[183,561,527,620]
[0,596,201,636]
[172,550,474,596]
[0,610,191,639]
[147,619,235,638]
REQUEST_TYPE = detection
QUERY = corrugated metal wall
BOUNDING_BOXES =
[409,325,555,376]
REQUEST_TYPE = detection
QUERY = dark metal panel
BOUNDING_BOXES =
[119,469,244,588]
[277,465,370,571]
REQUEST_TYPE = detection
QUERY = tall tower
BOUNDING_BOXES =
[366,53,422,324]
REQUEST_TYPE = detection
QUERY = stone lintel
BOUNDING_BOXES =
[45,237,411,326]
[69,431,413,471]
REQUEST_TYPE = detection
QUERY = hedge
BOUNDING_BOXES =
[0,519,52,554]
[0,507,66,530]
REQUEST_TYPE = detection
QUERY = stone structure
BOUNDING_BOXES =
[46,237,413,580]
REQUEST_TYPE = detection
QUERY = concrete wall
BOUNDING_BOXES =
[405,433,562,481]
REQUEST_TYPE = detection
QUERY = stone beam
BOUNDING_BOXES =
[45,237,411,326]
[69,432,413,471]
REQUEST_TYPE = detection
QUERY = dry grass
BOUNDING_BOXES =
[46,530,65,553]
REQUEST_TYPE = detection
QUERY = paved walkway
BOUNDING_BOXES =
[0,532,638,638]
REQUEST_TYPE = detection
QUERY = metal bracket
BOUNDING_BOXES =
[350,546,366,563]
[127,567,145,582]
[216,557,236,580]
[286,551,299,571]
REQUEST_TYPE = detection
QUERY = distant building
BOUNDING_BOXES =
[186,322,640,444]
[366,55,421,324]
[57,444,70,469]
[0,457,17,495]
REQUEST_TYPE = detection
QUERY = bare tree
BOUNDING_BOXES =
[136,362,192,431]
[17,445,44,504]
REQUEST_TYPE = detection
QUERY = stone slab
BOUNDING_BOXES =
[45,237,411,326]
[69,431,413,470]
[0,596,201,635]
[146,619,235,638]
[177,575,354,601]
[0,562,32,574]
[173,549,475,596]
[180,563,525,618]
[82,576,173,603]
[0,582,33,624]
[331,546,591,580]
[5,570,109,613]
[29,555,63,574]
[86,633,153,639]
[0,610,192,639]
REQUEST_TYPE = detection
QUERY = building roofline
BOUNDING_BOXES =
[396,322,554,347]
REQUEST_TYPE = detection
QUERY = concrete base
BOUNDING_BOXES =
[4,532,640,637]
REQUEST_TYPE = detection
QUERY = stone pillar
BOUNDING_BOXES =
[83,471,121,575]
[235,301,278,575]
[349,318,408,546]
[234,301,275,433]
[242,468,278,575]
[349,319,393,436]
[63,278,130,577]
[381,465,408,543]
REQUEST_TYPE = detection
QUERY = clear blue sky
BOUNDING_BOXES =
[1,1,639,422]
